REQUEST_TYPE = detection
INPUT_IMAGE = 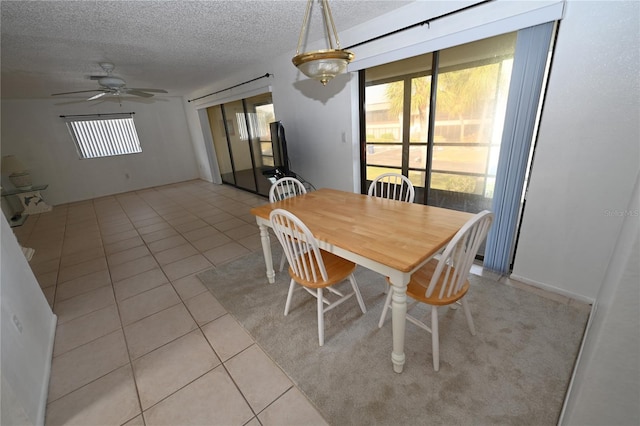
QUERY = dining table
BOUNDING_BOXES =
[250,188,473,373]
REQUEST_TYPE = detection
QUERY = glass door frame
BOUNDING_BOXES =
[206,92,275,197]
[360,44,515,210]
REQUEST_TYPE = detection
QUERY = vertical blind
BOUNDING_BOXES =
[483,22,555,273]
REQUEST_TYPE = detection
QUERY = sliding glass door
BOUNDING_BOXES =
[363,32,516,215]
[364,54,433,194]
[362,25,556,269]
[207,105,235,186]
[207,92,275,196]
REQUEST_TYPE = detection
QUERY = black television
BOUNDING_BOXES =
[269,121,291,176]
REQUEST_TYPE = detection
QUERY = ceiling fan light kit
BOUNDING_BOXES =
[292,0,354,86]
[97,76,126,88]
[51,62,167,101]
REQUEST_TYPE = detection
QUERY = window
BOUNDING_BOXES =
[63,113,142,159]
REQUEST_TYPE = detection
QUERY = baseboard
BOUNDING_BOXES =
[37,313,57,426]
[557,301,598,425]
[508,274,595,305]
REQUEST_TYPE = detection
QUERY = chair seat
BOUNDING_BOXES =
[403,259,470,306]
[290,250,357,288]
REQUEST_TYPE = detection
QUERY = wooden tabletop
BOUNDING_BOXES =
[250,188,474,273]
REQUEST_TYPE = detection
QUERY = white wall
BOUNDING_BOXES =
[1,97,199,205]
[270,62,358,192]
[183,100,214,182]
[1,214,57,425]
[511,0,640,301]
[186,53,359,194]
[560,172,639,425]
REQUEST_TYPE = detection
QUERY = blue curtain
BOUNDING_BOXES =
[484,22,555,273]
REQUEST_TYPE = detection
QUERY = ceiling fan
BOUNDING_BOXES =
[51,62,168,101]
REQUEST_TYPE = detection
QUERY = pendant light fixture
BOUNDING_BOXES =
[292,0,354,86]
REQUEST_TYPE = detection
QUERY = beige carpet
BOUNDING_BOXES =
[197,248,589,425]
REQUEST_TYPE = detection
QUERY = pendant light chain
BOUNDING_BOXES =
[292,0,354,86]
[296,0,314,55]
[322,0,340,50]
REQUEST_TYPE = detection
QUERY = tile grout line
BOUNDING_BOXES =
[39,180,320,425]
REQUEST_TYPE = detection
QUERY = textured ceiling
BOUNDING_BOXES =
[1,0,412,100]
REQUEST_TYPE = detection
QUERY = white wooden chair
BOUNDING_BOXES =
[269,176,307,202]
[368,172,416,294]
[269,177,307,271]
[270,209,367,346]
[367,172,415,203]
[378,210,494,371]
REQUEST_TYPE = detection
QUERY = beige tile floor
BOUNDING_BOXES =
[14,179,328,426]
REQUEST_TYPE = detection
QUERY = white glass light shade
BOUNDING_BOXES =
[292,49,354,85]
[292,0,354,86]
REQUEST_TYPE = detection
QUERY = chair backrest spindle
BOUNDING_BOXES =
[427,210,493,301]
[269,177,307,202]
[368,173,415,203]
[270,209,328,283]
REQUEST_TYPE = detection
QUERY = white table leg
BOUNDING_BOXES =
[390,277,408,373]
[257,221,275,284]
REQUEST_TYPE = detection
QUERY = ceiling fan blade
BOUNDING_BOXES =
[51,89,105,96]
[127,88,168,93]
[87,92,108,101]
[54,99,95,106]
[89,98,108,107]
[125,90,154,98]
